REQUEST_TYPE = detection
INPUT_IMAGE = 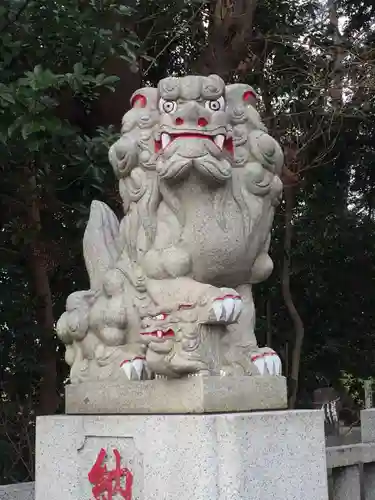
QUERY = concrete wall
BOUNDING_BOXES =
[0,482,34,500]
[326,426,361,447]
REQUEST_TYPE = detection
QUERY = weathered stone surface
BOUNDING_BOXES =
[331,465,361,500]
[326,443,375,468]
[0,482,34,500]
[65,375,287,414]
[35,410,328,500]
[56,75,284,388]
[362,409,375,443]
[361,413,375,499]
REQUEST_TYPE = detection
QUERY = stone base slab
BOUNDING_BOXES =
[65,375,287,414]
[0,482,34,500]
[35,410,328,500]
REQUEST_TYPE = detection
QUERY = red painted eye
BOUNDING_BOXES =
[131,94,147,108]
[243,90,256,103]
[175,117,184,125]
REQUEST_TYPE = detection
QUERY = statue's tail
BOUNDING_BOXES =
[83,201,121,290]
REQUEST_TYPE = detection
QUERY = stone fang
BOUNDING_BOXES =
[161,132,171,150]
[214,134,225,149]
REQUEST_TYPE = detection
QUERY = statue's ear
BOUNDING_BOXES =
[129,87,158,109]
[242,88,258,107]
[130,93,147,108]
[225,84,258,108]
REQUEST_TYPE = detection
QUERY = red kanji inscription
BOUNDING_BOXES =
[88,448,133,500]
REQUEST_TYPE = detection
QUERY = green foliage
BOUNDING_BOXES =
[1,0,375,483]
[0,0,133,484]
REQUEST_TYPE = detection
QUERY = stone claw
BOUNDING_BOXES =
[187,370,210,378]
[250,349,282,376]
[120,356,151,380]
[209,290,242,324]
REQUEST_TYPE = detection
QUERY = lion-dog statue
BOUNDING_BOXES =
[56,75,284,383]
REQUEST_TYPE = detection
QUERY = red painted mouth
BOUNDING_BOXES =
[140,329,175,339]
[223,137,234,154]
[155,133,233,154]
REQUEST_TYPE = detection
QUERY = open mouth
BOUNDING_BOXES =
[155,133,233,154]
[140,329,175,339]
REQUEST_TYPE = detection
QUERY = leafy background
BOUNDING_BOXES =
[1,0,375,483]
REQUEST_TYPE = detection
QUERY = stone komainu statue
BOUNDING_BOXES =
[56,75,284,383]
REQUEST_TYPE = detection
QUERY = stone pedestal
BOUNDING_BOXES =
[65,376,287,414]
[0,482,34,500]
[35,409,328,500]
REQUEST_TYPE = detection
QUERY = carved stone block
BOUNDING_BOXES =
[65,376,287,414]
[55,74,285,407]
[35,411,328,500]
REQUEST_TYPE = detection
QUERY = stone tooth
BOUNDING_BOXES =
[161,133,171,150]
[214,134,225,150]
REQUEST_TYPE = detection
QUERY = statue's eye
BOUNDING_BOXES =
[159,99,177,114]
[178,303,194,310]
[152,313,169,321]
[205,97,225,112]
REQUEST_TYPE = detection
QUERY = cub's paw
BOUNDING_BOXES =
[120,356,152,380]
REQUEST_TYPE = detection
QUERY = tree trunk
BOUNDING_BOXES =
[266,298,272,347]
[282,186,304,409]
[194,0,258,80]
[327,0,345,106]
[27,173,59,415]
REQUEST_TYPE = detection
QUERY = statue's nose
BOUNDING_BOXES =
[174,102,210,128]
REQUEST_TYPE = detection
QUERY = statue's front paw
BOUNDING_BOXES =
[250,348,282,376]
[207,289,242,324]
[120,356,152,380]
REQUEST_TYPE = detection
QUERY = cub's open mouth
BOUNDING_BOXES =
[155,133,233,154]
[140,329,175,339]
